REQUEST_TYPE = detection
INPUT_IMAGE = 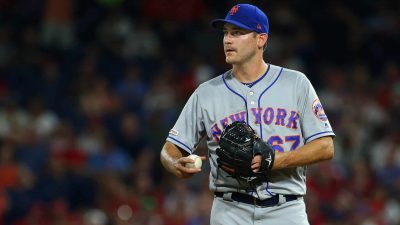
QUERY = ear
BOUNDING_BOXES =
[257,33,268,49]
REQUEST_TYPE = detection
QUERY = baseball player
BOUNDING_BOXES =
[160,4,335,225]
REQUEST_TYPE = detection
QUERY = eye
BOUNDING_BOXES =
[223,30,246,37]
[233,30,247,36]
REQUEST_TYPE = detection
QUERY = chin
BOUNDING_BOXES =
[225,57,236,64]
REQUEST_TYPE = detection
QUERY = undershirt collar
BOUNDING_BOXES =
[240,64,270,88]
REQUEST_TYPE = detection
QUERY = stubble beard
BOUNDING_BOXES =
[225,56,236,64]
[225,49,256,65]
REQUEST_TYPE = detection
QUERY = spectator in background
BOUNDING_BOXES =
[77,119,107,155]
[87,136,131,174]
[97,9,132,58]
[27,97,59,141]
[0,188,7,224]
[114,112,146,159]
[129,171,164,225]
[0,100,30,144]
[40,0,75,50]
[113,65,148,112]
[79,77,114,121]
[3,159,38,224]
[0,25,15,68]
[0,141,19,190]
[123,20,160,59]
[163,180,197,225]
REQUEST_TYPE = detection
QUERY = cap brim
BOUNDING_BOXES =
[211,19,254,32]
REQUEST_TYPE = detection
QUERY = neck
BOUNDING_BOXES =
[232,57,268,83]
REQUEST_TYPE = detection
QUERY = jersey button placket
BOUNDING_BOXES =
[247,91,256,107]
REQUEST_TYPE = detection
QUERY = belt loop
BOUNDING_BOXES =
[223,192,233,202]
[278,194,286,205]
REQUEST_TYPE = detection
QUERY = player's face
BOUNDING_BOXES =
[222,24,258,64]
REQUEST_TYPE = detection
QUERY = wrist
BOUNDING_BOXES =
[272,151,286,170]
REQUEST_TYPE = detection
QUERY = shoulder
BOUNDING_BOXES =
[269,65,311,88]
[195,71,230,94]
[275,65,308,81]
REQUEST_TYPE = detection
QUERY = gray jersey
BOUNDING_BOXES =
[166,64,335,199]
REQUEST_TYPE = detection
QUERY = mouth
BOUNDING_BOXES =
[225,51,235,56]
[224,47,236,54]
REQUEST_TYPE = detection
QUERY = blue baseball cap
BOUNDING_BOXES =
[211,4,269,34]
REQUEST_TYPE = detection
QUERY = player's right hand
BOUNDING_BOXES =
[173,156,206,179]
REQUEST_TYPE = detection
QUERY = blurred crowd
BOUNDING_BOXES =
[0,0,399,224]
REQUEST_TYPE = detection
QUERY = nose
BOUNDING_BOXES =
[223,34,232,45]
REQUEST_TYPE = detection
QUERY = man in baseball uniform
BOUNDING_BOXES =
[160,4,335,225]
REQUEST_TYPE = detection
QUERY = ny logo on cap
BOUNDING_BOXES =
[230,5,240,15]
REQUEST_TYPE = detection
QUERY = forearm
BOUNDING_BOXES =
[160,141,187,175]
[272,136,334,170]
[160,141,206,179]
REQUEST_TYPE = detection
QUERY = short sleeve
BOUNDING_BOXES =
[166,89,205,154]
[297,74,335,143]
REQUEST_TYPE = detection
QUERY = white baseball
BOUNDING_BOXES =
[186,154,202,169]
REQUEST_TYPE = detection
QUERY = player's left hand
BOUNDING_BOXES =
[251,155,262,172]
[216,121,275,185]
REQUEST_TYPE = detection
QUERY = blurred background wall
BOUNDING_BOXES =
[0,0,399,224]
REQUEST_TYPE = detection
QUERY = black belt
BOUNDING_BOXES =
[215,192,300,207]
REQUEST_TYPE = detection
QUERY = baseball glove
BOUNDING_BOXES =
[216,121,275,184]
